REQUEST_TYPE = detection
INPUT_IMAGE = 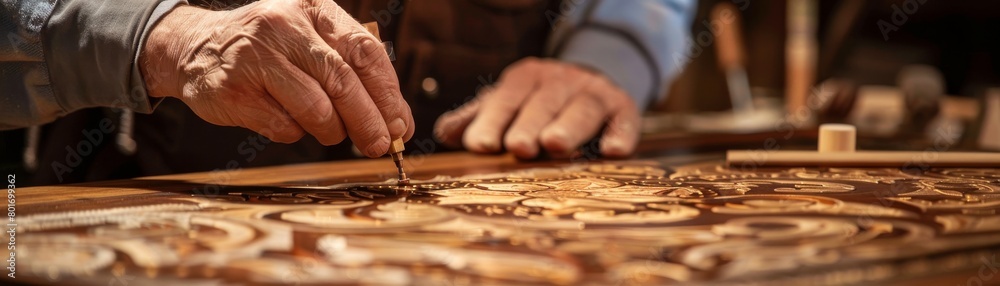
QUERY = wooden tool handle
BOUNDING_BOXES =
[712,2,745,72]
[362,21,381,39]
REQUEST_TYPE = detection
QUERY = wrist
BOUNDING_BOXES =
[139,5,214,99]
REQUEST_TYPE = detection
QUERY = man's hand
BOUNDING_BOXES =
[140,0,413,157]
[434,58,641,159]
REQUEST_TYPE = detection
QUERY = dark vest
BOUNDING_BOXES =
[27,0,559,185]
[347,0,556,152]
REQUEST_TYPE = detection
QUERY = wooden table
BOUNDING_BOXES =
[10,147,1000,285]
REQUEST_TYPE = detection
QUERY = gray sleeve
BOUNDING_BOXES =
[547,0,695,110]
[1,0,57,129]
[0,0,184,130]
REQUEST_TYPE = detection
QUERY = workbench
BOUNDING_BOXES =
[11,149,1000,285]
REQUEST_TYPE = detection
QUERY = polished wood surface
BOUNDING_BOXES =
[18,152,521,206]
[12,134,1000,285]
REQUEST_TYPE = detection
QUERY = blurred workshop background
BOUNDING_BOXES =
[2,0,999,184]
[647,0,999,153]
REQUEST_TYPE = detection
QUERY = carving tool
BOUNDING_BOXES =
[362,21,408,183]
[389,138,409,184]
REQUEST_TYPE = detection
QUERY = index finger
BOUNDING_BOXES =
[310,3,414,141]
[462,58,545,152]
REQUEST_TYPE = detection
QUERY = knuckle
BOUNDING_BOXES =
[546,67,566,81]
[582,96,608,118]
[307,45,333,66]
[603,88,634,110]
[512,57,540,71]
[489,96,522,112]
[370,89,396,109]
[587,80,629,109]
[321,57,363,101]
[353,117,384,142]
[531,96,564,115]
[338,32,383,65]
[298,0,321,10]
[331,79,364,103]
[248,4,286,31]
[292,96,333,125]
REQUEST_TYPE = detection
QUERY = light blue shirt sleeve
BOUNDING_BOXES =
[548,0,695,110]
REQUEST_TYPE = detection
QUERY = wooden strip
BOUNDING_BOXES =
[727,150,1000,167]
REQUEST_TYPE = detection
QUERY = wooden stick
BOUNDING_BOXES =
[712,2,754,113]
[785,0,818,116]
[727,150,1000,168]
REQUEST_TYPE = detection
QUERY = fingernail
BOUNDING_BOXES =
[387,118,406,139]
[366,135,390,157]
[602,138,628,157]
[507,134,528,149]
[541,127,570,152]
[546,127,569,142]
[506,134,535,158]
[479,138,499,152]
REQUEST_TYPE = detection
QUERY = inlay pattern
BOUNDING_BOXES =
[17,162,1000,285]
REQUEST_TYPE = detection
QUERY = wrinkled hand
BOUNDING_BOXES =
[140,0,413,157]
[434,58,641,159]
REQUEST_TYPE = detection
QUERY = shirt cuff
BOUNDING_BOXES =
[557,28,657,110]
[42,0,185,115]
[134,0,187,112]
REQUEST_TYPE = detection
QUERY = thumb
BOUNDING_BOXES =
[433,99,482,148]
